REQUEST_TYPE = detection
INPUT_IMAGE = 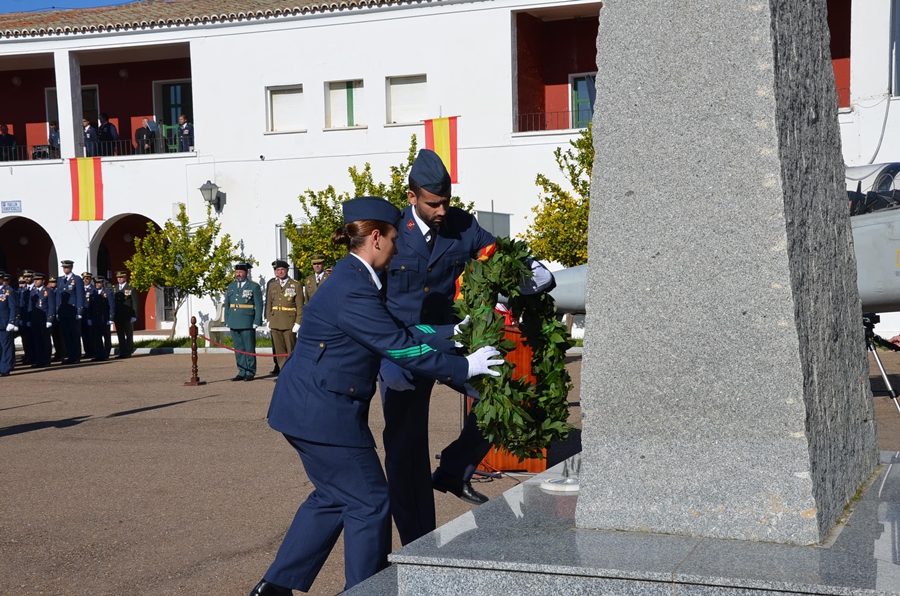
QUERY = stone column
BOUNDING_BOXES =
[575,0,878,545]
[53,49,83,159]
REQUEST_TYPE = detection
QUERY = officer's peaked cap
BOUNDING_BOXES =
[81,271,92,278]
[60,260,74,267]
[272,259,289,269]
[311,254,326,264]
[94,276,105,282]
[22,270,34,277]
[410,149,451,196]
[115,270,129,277]
[234,263,250,271]
[33,272,45,280]
[342,196,401,227]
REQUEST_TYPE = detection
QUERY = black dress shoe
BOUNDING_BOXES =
[249,579,292,596]
[231,375,244,382]
[432,468,489,505]
[244,375,255,382]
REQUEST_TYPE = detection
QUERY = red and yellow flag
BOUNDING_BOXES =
[424,116,458,183]
[69,158,104,221]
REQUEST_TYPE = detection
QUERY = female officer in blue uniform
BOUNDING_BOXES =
[249,197,503,596]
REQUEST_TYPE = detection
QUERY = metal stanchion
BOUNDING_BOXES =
[184,316,207,386]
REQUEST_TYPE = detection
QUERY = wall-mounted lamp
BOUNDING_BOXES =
[199,180,223,212]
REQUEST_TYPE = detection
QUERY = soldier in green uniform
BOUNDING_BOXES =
[113,270,140,359]
[265,259,303,374]
[302,254,329,305]
[225,262,262,381]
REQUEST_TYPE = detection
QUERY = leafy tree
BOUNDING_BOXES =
[520,125,593,267]
[285,136,473,279]
[126,204,243,338]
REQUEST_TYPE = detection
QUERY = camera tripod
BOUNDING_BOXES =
[864,314,900,415]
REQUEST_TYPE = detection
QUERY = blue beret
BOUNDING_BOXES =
[410,149,451,196]
[343,196,401,226]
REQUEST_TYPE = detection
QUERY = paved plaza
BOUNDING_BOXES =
[3,350,899,595]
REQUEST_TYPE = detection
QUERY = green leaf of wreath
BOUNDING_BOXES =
[453,237,576,461]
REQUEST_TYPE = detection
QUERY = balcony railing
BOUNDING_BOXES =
[0,137,195,162]
[516,110,592,133]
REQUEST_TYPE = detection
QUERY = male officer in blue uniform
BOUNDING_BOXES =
[27,273,56,368]
[18,271,34,365]
[80,271,95,359]
[88,276,115,361]
[56,260,85,364]
[224,263,262,381]
[380,149,554,546]
[0,271,18,376]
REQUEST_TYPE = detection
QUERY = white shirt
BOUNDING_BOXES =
[410,208,434,244]
[350,253,381,291]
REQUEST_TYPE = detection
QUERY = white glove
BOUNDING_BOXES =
[76,315,82,320]
[252,324,259,329]
[130,317,136,323]
[379,359,415,391]
[107,321,113,326]
[12,325,18,332]
[45,321,52,329]
[5,323,14,332]
[452,315,471,348]
[519,258,555,295]
[292,323,300,333]
[87,319,92,325]
[465,346,504,379]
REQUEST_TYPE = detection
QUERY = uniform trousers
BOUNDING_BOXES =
[230,328,257,377]
[264,435,390,592]
[20,323,33,364]
[92,323,112,360]
[382,377,492,545]
[29,318,52,367]
[58,305,81,363]
[0,329,14,374]
[81,318,95,358]
[114,317,134,358]
[270,327,296,369]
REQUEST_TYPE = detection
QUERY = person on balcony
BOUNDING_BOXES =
[177,113,194,152]
[48,121,60,159]
[0,124,17,161]
[97,113,119,157]
[83,118,98,157]
[135,118,156,155]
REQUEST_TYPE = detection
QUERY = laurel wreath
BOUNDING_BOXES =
[453,237,576,461]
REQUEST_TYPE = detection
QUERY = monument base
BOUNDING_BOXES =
[345,452,900,596]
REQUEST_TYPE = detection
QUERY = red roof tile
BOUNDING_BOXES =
[0,0,450,38]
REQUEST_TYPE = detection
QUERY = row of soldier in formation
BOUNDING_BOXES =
[220,254,330,382]
[0,261,140,375]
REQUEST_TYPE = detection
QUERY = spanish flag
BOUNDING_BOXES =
[424,116,458,183]
[70,158,104,221]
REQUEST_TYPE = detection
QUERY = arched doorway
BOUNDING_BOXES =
[0,217,57,278]
[91,214,161,331]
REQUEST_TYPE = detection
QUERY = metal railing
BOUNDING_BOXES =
[0,137,195,161]
[516,109,591,133]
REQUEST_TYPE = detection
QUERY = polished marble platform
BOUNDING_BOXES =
[345,451,900,595]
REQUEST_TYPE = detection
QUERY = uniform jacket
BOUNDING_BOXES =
[266,277,303,330]
[114,283,140,321]
[267,255,468,448]
[224,279,262,329]
[28,286,56,323]
[302,271,329,305]
[56,275,85,319]
[83,125,98,157]
[89,287,115,323]
[178,123,194,152]
[0,283,18,328]
[385,205,495,326]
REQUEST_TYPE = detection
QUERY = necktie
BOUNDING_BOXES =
[426,231,436,253]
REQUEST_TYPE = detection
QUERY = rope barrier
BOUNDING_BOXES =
[198,334,292,358]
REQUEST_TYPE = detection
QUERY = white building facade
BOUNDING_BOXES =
[0,0,600,334]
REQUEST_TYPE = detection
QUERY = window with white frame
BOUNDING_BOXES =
[326,80,364,128]
[386,75,427,124]
[268,85,305,132]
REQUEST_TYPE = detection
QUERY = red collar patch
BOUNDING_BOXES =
[407,219,415,231]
